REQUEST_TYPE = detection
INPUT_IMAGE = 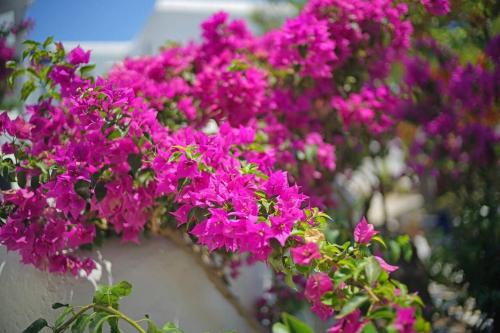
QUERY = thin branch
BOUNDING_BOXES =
[54,304,147,333]
[93,305,147,333]
[54,304,94,333]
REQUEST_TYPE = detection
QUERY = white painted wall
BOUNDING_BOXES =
[65,0,294,75]
[0,237,270,333]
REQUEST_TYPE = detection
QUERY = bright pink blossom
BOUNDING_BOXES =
[170,204,193,226]
[291,242,321,266]
[328,309,365,333]
[311,302,334,321]
[394,307,416,333]
[421,0,450,16]
[305,272,333,302]
[67,45,91,65]
[375,256,399,273]
[354,217,378,244]
[305,273,334,320]
[0,0,418,281]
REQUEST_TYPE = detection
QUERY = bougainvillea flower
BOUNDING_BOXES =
[394,306,416,333]
[305,272,333,302]
[311,302,334,321]
[354,217,379,244]
[420,0,450,16]
[67,45,91,65]
[375,255,399,273]
[328,309,366,333]
[291,242,321,266]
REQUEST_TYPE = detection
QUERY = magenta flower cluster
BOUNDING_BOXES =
[0,19,33,84]
[398,37,500,182]
[0,0,449,330]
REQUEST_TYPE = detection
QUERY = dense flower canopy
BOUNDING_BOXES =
[5,0,500,331]
[0,0,421,274]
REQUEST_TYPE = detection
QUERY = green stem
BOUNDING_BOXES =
[54,303,147,333]
[93,305,147,333]
[54,304,94,333]
[364,286,380,303]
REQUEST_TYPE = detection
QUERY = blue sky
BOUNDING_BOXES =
[27,0,156,41]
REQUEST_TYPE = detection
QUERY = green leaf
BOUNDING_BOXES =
[87,312,106,331]
[398,235,413,262]
[388,240,401,262]
[282,313,314,333]
[365,256,382,285]
[8,68,25,87]
[95,181,107,202]
[368,307,394,320]
[55,305,74,328]
[23,40,40,48]
[110,281,133,297]
[74,179,91,199]
[107,129,122,140]
[31,174,40,190]
[255,190,267,198]
[109,317,123,333]
[94,286,117,307]
[361,322,378,333]
[353,260,367,280]
[403,246,413,262]
[168,151,182,163]
[23,319,48,333]
[333,267,352,286]
[337,295,369,318]
[94,281,132,308]
[127,153,142,174]
[272,323,290,333]
[43,36,54,48]
[27,68,40,79]
[317,211,333,221]
[162,322,184,333]
[71,313,92,333]
[22,48,33,60]
[33,161,49,174]
[284,272,298,291]
[91,314,117,333]
[372,235,387,248]
[227,59,249,71]
[5,60,16,69]
[17,170,27,188]
[146,319,164,333]
[414,316,431,332]
[21,80,36,101]
[304,145,317,163]
[52,302,69,309]
[79,64,96,76]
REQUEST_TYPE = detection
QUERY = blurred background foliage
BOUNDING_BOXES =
[252,1,500,332]
[0,1,498,332]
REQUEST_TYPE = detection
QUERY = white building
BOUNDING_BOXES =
[64,0,294,74]
[0,2,292,332]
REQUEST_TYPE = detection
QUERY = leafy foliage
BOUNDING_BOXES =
[23,281,187,333]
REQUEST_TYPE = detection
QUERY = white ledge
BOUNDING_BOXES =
[155,0,294,15]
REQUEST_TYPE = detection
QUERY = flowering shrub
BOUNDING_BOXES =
[0,36,428,323]
[0,19,32,104]
[3,0,485,331]
[252,1,499,329]
[397,37,499,186]
[24,281,185,333]
[394,7,500,328]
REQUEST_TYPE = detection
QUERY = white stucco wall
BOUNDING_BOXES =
[62,0,294,75]
[0,237,270,333]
